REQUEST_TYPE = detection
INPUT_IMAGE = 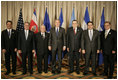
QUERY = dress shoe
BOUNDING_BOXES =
[101,73,108,76]
[38,71,42,74]
[52,70,55,74]
[83,72,88,75]
[76,71,80,74]
[22,72,26,75]
[13,72,16,74]
[68,71,73,74]
[4,72,10,75]
[108,75,113,79]
[57,70,61,74]
[92,73,97,76]
[44,71,48,73]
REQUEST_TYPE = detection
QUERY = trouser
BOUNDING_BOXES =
[5,49,17,73]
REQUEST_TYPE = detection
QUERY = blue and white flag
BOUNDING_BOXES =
[59,8,64,27]
[97,8,105,65]
[44,8,52,64]
[69,8,75,27]
[82,7,90,30]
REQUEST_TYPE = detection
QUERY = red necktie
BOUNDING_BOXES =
[74,28,76,35]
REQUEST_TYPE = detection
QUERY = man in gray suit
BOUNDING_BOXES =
[81,21,100,76]
[48,19,66,74]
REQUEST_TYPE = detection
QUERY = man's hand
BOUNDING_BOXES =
[97,50,100,54]
[79,48,81,53]
[48,46,51,51]
[63,46,66,51]
[67,48,69,52]
[14,48,17,52]
[82,50,85,54]
[112,51,116,54]
[2,49,6,53]
[18,50,22,53]
[32,50,35,53]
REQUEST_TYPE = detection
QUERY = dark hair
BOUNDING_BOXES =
[104,21,111,25]
[55,19,60,23]
[24,22,30,25]
[87,21,93,25]
[72,20,78,23]
[6,20,12,25]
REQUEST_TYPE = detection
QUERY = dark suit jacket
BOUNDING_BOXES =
[1,29,18,51]
[67,27,83,52]
[35,32,49,55]
[100,29,117,54]
[48,27,66,51]
[18,30,35,53]
[81,29,100,54]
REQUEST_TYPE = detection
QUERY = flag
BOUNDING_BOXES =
[44,8,52,64]
[97,8,105,65]
[59,8,66,59]
[29,9,38,33]
[29,8,38,65]
[82,7,90,30]
[69,8,75,27]
[59,8,64,27]
[44,8,51,32]
[16,8,24,65]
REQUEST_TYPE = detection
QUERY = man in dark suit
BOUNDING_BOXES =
[67,20,83,74]
[1,20,18,75]
[18,22,35,75]
[81,21,100,76]
[100,21,117,79]
[48,19,66,74]
[35,24,49,73]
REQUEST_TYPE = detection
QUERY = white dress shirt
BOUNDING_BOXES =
[25,30,29,40]
[88,29,93,41]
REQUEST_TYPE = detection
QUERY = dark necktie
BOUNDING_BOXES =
[8,30,11,38]
[56,28,58,36]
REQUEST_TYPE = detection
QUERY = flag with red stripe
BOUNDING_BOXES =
[29,8,38,65]
[16,8,24,65]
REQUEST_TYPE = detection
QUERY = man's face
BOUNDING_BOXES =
[40,25,46,33]
[6,22,12,29]
[87,23,93,30]
[104,23,110,30]
[72,21,78,28]
[24,23,29,30]
[55,20,60,27]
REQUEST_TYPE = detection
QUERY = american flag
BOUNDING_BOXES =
[16,8,24,65]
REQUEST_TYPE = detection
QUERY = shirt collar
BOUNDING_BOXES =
[7,29,12,32]
[105,28,110,33]
[73,27,77,30]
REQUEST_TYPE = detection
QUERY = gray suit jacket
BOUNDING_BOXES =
[48,27,66,51]
[81,29,100,54]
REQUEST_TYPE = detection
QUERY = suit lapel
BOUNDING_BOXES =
[105,29,111,39]
[92,29,96,41]
[23,31,27,41]
[5,29,10,39]
[87,30,91,41]
[75,27,80,36]
[27,30,30,40]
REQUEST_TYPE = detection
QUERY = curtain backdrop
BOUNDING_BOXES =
[1,1,117,31]
[1,1,117,61]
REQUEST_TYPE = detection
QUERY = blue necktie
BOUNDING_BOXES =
[8,30,11,38]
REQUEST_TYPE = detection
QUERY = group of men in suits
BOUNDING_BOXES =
[1,20,117,79]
